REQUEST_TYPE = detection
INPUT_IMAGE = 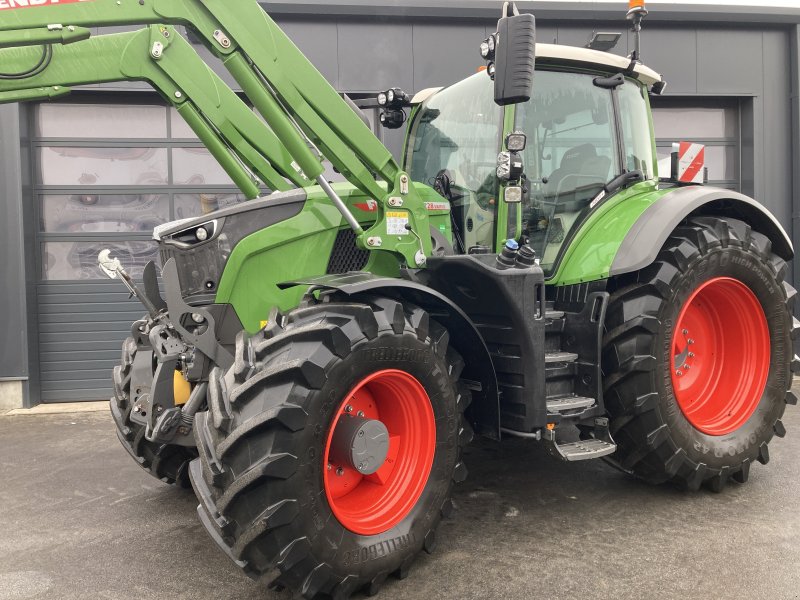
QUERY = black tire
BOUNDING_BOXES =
[110,325,197,487]
[603,216,797,491]
[190,297,472,599]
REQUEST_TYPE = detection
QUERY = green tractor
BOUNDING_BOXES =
[0,0,795,597]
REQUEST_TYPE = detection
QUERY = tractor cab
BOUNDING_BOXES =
[404,43,662,276]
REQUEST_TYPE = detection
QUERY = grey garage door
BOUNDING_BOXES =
[650,98,741,191]
[33,97,247,402]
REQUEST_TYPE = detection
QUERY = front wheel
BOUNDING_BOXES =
[602,216,797,491]
[190,297,472,598]
[110,327,197,486]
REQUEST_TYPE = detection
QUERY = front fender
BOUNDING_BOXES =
[281,272,501,440]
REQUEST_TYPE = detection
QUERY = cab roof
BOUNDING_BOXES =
[536,43,662,86]
[411,43,662,104]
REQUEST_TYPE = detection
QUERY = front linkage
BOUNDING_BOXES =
[101,251,224,451]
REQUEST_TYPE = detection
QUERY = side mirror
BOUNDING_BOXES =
[493,4,536,106]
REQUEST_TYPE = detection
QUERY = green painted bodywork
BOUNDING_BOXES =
[547,181,668,286]
[215,182,450,333]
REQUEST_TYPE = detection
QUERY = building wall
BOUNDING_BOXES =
[0,4,799,406]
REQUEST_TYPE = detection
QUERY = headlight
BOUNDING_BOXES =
[377,92,387,106]
[195,226,209,242]
[496,152,511,179]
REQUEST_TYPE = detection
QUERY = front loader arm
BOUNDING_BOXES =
[0,0,433,266]
[0,26,308,195]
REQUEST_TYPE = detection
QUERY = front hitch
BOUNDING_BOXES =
[99,250,234,446]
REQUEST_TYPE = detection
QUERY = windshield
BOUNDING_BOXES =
[516,70,620,273]
[405,73,502,253]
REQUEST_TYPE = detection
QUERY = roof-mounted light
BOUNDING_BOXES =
[627,0,648,17]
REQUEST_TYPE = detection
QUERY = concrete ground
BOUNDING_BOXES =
[1,398,799,600]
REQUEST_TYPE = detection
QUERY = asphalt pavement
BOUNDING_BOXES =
[1,391,799,600]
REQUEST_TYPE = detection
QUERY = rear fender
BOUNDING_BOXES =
[281,272,501,439]
[610,187,793,277]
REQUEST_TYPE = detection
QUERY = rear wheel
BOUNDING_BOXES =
[190,297,472,598]
[602,217,797,490]
[110,325,197,486]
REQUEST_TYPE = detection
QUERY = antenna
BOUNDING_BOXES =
[627,0,649,63]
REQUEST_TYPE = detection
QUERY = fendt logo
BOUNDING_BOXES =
[0,0,91,9]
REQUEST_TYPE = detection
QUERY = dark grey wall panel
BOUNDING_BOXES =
[0,105,28,380]
[639,28,698,94]
[337,22,414,92]
[761,30,792,229]
[698,30,763,95]
[411,23,487,90]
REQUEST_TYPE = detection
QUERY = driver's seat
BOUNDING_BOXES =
[545,143,611,212]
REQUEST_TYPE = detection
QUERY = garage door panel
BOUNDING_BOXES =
[38,292,141,304]
[40,378,113,391]
[41,361,119,374]
[40,349,124,362]
[40,321,138,334]
[40,367,116,381]
[41,330,135,344]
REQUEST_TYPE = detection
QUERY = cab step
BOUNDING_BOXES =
[546,395,596,413]
[542,418,616,462]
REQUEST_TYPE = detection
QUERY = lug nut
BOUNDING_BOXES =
[327,463,332,471]
[358,462,367,471]
[688,352,695,358]
[682,329,689,335]
[336,467,344,476]
[345,405,353,413]
[688,339,695,345]
[357,411,365,417]
[676,370,683,377]
[683,364,690,370]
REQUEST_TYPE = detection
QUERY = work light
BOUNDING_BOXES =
[505,131,527,152]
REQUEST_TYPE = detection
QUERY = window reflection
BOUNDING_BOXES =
[42,241,159,280]
[37,104,167,139]
[40,194,169,233]
[37,147,168,186]
[173,147,234,185]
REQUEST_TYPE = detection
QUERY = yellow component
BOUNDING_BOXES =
[628,0,645,9]
[173,369,192,406]
[546,423,556,431]
[260,320,269,329]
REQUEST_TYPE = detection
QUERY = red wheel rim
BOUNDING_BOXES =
[671,277,770,436]
[323,369,436,535]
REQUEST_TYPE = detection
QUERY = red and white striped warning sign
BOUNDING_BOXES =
[0,0,90,9]
[674,141,705,184]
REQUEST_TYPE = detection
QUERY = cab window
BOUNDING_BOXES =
[405,73,502,253]
[516,70,619,272]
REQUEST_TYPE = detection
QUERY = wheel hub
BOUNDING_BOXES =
[670,277,770,436]
[329,415,390,475]
[323,369,436,536]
